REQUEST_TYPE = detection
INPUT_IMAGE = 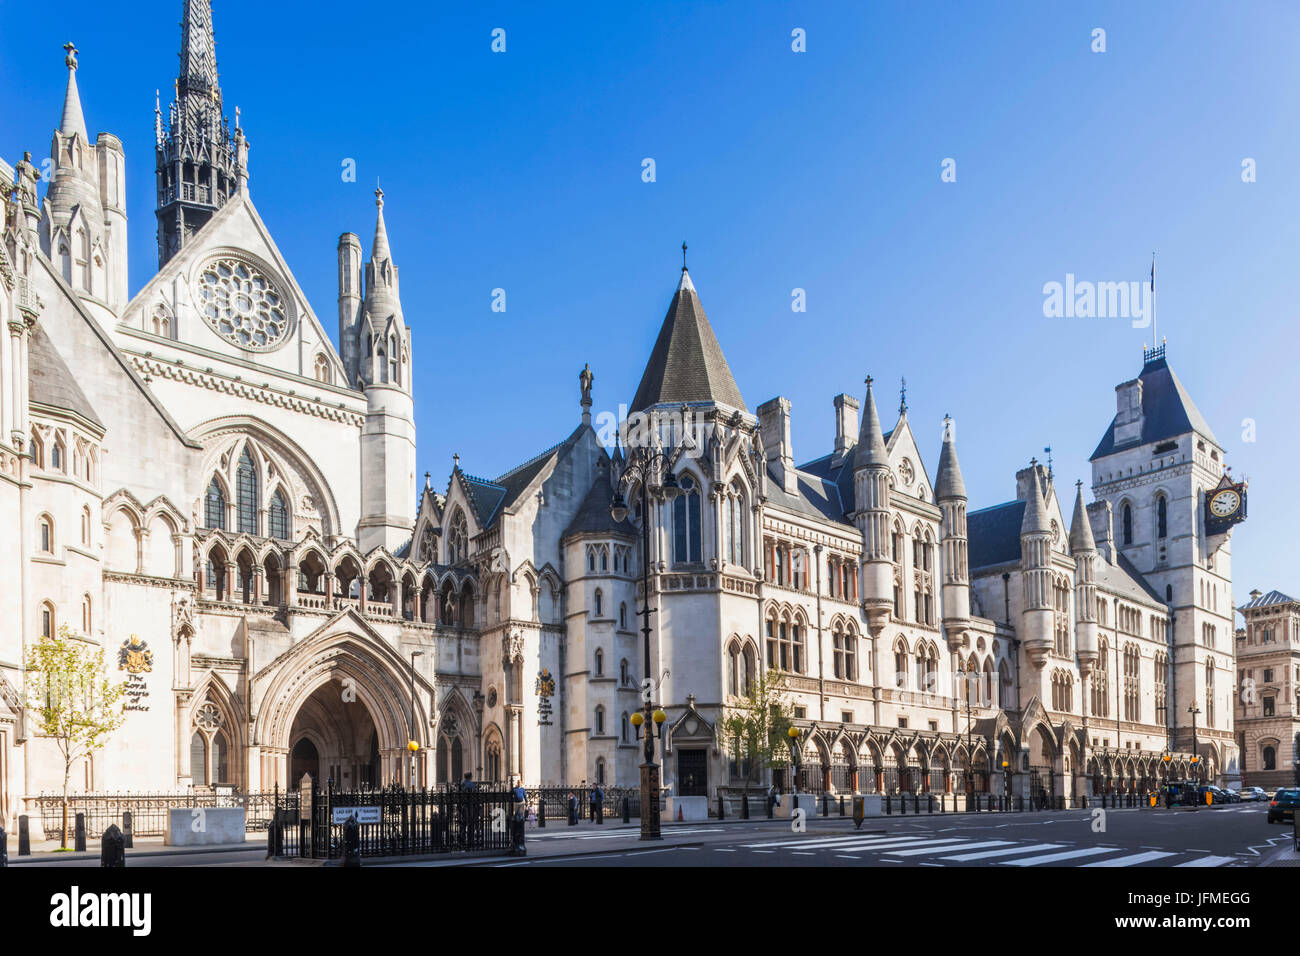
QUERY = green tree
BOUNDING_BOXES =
[25,625,127,848]
[719,667,796,788]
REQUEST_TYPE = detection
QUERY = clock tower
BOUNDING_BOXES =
[1089,345,1242,781]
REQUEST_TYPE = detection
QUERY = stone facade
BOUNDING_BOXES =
[0,5,1247,828]
[1234,590,1300,790]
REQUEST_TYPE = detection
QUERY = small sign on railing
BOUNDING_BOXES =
[331,806,381,825]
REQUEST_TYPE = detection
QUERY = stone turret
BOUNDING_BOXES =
[337,232,363,386]
[854,377,893,634]
[1019,462,1054,667]
[357,189,416,552]
[1070,481,1100,676]
[936,415,969,649]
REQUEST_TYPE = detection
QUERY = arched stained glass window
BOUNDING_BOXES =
[236,447,258,535]
[672,474,702,565]
[205,477,226,530]
[268,489,290,540]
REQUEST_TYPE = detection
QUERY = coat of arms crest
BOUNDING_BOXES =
[534,667,556,698]
[118,635,153,674]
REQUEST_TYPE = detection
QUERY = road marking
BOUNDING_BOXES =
[874,838,974,856]
[881,840,1013,857]
[919,862,944,867]
[712,848,736,852]
[1081,850,1176,867]
[941,843,1064,862]
[740,833,921,850]
[1175,855,1237,867]
[1001,847,1119,866]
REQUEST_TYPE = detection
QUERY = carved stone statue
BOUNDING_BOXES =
[579,363,593,408]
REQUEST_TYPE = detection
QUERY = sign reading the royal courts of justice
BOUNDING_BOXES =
[117,635,152,712]
[535,667,555,726]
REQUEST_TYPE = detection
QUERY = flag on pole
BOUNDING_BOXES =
[1150,253,1156,292]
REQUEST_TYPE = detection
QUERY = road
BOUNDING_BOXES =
[459,803,1291,868]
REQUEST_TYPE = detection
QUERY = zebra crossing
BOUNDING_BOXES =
[736,832,1242,867]
[528,825,723,842]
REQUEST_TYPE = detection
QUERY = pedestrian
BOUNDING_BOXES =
[509,776,528,855]
[592,782,605,824]
[461,771,477,791]
[567,790,579,826]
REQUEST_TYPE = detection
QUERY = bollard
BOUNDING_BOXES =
[928,794,934,814]
[18,816,29,857]
[742,793,750,820]
[1017,795,1024,812]
[839,794,845,817]
[767,792,774,819]
[939,793,945,813]
[539,798,546,828]
[342,814,362,867]
[899,793,906,815]
[718,794,725,820]
[885,794,892,815]
[100,824,125,868]
[821,793,829,817]
[123,810,133,849]
[623,796,630,823]
[973,792,979,813]
[852,795,865,830]
[74,813,86,852]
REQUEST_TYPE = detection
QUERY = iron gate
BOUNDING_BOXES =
[1028,768,1055,808]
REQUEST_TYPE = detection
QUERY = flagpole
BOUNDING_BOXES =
[1151,252,1157,351]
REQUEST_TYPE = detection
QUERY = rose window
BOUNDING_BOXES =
[196,257,290,350]
[195,702,222,731]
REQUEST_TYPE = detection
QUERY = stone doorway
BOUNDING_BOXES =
[288,679,384,790]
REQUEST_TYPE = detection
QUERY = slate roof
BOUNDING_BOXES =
[1239,589,1299,612]
[797,425,898,520]
[630,269,746,413]
[564,457,636,538]
[458,424,590,531]
[1099,552,1166,606]
[968,499,1026,570]
[28,324,104,429]
[763,463,855,527]
[1090,356,1219,460]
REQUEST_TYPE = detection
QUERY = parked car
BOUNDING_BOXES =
[1203,785,1230,805]
[1221,788,1242,803]
[1239,786,1269,802]
[1266,788,1300,823]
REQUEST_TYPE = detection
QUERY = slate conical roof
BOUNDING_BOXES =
[630,268,746,413]
[372,188,391,265]
[1020,467,1051,534]
[852,378,890,470]
[935,416,966,500]
[1069,481,1096,554]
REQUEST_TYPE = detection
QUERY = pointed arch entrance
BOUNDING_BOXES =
[252,612,432,789]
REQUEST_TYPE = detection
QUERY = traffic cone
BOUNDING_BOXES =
[677,804,683,821]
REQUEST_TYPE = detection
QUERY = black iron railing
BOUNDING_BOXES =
[26,790,280,837]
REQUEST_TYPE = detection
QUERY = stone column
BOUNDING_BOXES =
[358,578,367,614]
[392,582,402,618]
[175,691,193,784]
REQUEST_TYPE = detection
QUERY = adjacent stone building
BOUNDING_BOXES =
[1235,590,1300,790]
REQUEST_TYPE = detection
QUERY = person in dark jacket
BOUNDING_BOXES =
[461,772,477,791]
[567,791,579,826]
[591,784,605,824]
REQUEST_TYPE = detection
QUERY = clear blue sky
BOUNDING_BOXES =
[4,1,1297,609]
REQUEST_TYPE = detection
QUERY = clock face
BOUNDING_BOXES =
[1210,490,1240,517]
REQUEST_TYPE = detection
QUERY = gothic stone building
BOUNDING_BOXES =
[0,3,1244,828]
[1234,590,1300,791]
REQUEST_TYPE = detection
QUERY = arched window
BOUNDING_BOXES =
[51,438,64,472]
[236,447,258,535]
[1262,745,1276,770]
[596,757,606,785]
[599,548,608,572]
[671,474,702,565]
[213,730,229,784]
[204,477,226,529]
[742,644,755,695]
[594,589,603,617]
[268,488,291,540]
[726,481,746,566]
[619,602,627,628]
[447,509,468,564]
[594,647,604,676]
[81,505,92,546]
[389,334,399,385]
[190,732,208,787]
[1122,503,1133,545]
[30,430,44,468]
[38,514,54,554]
[620,658,629,685]
[621,712,630,743]
[727,643,740,696]
[314,354,330,384]
[41,601,56,639]
[594,705,605,735]
[82,594,92,634]
[1156,496,1167,538]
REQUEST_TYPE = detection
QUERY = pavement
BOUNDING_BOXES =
[4,804,1294,867]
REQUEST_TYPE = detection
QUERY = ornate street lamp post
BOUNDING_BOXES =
[958,670,975,806]
[1187,702,1201,785]
[610,435,689,841]
[788,726,802,799]
[408,649,424,787]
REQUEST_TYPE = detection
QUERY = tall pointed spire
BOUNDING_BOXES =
[1069,480,1097,554]
[853,376,890,469]
[59,43,88,141]
[935,414,965,500]
[630,257,745,413]
[156,0,240,267]
[1020,461,1051,534]
[371,187,391,265]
